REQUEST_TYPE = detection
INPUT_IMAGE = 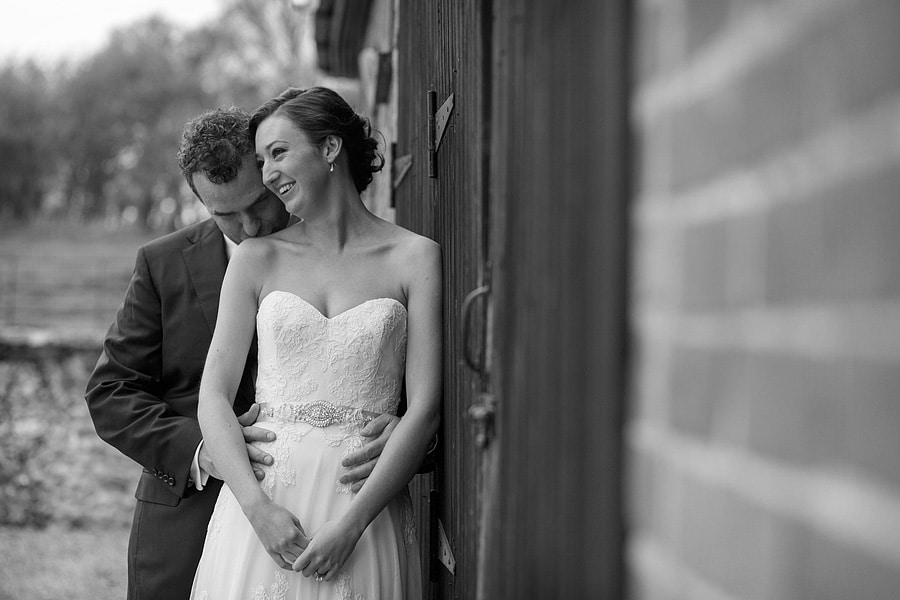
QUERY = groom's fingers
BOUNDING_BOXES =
[339,460,374,486]
[236,403,260,426]
[341,438,382,470]
[242,425,275,443]
[340,415,397,472]
[359,413,398,439]
[246,444,274,467]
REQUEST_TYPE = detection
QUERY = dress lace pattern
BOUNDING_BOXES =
[257,292,407,415]
[250,571,290,600]
[191,292,418,599]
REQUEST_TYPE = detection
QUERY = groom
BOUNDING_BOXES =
[85,107,399,600]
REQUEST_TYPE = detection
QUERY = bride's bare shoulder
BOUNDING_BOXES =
[230,236,280,263]
[379,227,440,286]
[380,223,440,263]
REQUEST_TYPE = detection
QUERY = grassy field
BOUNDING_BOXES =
[0,220,159,599]
[0,220,159,339]
[0,525,129,600]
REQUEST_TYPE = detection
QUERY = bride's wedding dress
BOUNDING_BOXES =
[191,290,420,600]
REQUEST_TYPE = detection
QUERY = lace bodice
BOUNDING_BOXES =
[194,291,419,600]
[255,291,408,418]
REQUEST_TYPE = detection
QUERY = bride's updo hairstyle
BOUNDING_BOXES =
[249,86,384,193]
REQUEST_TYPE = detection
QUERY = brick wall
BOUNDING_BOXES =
[628,1,900,598]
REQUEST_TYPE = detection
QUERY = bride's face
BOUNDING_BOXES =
[255,114,329,218]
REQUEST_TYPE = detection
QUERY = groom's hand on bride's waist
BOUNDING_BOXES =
[239,404,276,480]
[339,413,400,493]
[197,404,276,482]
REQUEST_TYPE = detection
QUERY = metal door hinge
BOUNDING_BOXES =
[436,518,456,574]
[427,91,454,178]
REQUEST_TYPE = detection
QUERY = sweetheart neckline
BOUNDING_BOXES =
[259,290,407,320]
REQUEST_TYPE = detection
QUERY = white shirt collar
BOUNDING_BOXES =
[224,235,238,260]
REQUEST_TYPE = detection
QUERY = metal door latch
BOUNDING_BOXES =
[468,392,496,448]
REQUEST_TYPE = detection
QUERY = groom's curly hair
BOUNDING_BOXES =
[177,107,255,200]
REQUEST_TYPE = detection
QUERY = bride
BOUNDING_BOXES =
[190,86,441,599]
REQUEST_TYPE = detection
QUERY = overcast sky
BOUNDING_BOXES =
[0,0,222,63]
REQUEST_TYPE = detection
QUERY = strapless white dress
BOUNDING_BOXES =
[191,291,421,600]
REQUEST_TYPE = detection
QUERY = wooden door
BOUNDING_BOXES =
[395,1,630,597]
[393,1,491,599]
[481,0,632,597]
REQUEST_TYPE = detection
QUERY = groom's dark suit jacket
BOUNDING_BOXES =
[86,219,256,600]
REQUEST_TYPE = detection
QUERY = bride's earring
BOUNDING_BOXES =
[329,162,334,173]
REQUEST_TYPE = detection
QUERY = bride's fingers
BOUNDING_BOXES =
[308,564,328,579]
[283,541,305,564]
[290,517,308,540]
[287,531,309,551]
[310,561,337,582]
[292,553,310,573]
[271,552,293,571]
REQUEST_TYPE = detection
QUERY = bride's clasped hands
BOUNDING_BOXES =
[244,494,310,571]
[292,516,366,582]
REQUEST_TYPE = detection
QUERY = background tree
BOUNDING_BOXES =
[189,0,318,107]
[0,61,56,220]
[57,17,215,227]
[0,0,321,230]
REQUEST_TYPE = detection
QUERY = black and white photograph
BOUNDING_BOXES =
[1,1,899,599]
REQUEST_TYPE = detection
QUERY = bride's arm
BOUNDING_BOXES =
[198,240,308,568]
[294,237,442,579]
[198,242,264,503]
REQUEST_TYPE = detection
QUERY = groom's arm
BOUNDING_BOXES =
[85,245,205,498]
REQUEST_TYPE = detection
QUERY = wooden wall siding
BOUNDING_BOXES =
[314,0,374,77]
[484,0,631,598]
[394,1,490,599]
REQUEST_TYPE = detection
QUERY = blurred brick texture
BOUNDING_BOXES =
[628,1,900,599]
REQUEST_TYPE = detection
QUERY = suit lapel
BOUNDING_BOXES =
[182,221,228,337]
[182,220,258,410]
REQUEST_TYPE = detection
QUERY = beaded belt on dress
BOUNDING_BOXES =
[257,401,373,427]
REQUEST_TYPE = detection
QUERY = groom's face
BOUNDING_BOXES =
[193,158,290,244]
